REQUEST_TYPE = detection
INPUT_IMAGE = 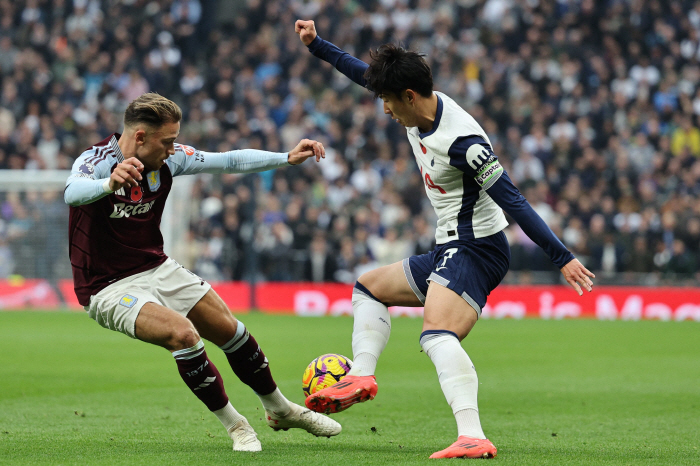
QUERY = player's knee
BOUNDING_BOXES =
[353,280,384,304]
[169,323,200,350]
[422,314,442,332]
[422,315,470,341]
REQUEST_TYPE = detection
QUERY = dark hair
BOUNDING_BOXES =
[124,93,182,129]
[363,44,433,99]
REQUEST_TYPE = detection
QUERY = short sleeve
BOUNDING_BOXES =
[447,135,504,190]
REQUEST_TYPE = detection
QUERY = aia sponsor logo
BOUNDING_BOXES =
[419,165,446,194]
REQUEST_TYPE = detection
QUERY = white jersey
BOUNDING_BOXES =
[307,36,575,268]
[406,92,508,244]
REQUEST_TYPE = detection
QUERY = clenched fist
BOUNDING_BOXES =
[109,157,144,191]
[295,20,317,46]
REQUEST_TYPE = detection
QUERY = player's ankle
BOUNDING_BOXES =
[347,353,377,376]
[259,388,291,416]
[214,402,246,433]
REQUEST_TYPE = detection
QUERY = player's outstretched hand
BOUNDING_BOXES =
[288,139,325,165]
[295,20,317,46]
[109,157,144,191]
[560,258,595,296]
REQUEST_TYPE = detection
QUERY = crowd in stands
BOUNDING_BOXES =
[0,0,699,285]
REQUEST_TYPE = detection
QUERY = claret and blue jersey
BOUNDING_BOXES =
[65,133,289,306]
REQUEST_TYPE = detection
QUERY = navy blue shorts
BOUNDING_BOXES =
[402,231,510,316]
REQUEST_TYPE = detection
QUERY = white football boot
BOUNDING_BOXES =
[228,418,262,452]
[266,402,342,438]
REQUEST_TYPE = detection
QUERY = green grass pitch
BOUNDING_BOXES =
[0,312,698,465]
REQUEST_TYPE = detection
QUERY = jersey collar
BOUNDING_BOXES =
[419,94,443,139]
[110,133,125,162]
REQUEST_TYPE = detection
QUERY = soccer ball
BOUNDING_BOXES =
[302,353,353,397]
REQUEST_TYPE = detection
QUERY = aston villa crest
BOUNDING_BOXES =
[146,170,161,192]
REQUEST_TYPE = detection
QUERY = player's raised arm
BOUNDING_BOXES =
[295,19,370,88]
[166,139,325,177]
[448,136,595,296]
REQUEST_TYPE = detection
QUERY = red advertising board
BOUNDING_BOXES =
[256,282,354,316]
[209,281,251,312]
[0,279,62,310]
[253,283,700,321]
[1,280,699,321]
[483,286,700,321]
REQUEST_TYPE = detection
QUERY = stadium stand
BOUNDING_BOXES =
[0,0,698,286]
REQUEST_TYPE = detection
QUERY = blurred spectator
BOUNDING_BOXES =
[671,116,700,157]
[304,233,337,282]
[1,0,699,286]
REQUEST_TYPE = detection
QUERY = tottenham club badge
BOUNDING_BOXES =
[146,170,161,192]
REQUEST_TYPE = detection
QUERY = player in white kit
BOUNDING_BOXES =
[295,20,595,459]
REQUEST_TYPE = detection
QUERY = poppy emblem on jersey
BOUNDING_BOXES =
[419,142,427,154]
[177,144,196,156]
[147,170,161,192]
[119,294,138,308]
[78,162,95,175]
[130,185,143,202]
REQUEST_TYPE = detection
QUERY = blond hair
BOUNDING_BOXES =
[124,93,182,130]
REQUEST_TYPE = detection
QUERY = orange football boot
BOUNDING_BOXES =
[305,375,378,414]
[429,437,497,459]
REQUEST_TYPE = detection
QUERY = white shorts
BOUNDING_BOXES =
[84,258,211,339]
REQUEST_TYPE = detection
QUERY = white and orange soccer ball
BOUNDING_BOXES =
[302,353,353,397]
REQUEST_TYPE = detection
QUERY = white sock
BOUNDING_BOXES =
[213,402,246,434]
[258,388,291,416]
[420,331,486,439]
[347,286,391,376]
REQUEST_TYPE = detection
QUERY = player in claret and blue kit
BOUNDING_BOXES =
[65,93,341,452]
[295,20,596,459]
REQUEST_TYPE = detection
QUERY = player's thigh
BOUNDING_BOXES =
[421,232,510,340]
[149,258,212,316]
[86,281,159,339]
[86,281,198,351]
[423,281,478,341]
[187,288,239,347]
[134,302,201,351]
[358,261,423,307]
